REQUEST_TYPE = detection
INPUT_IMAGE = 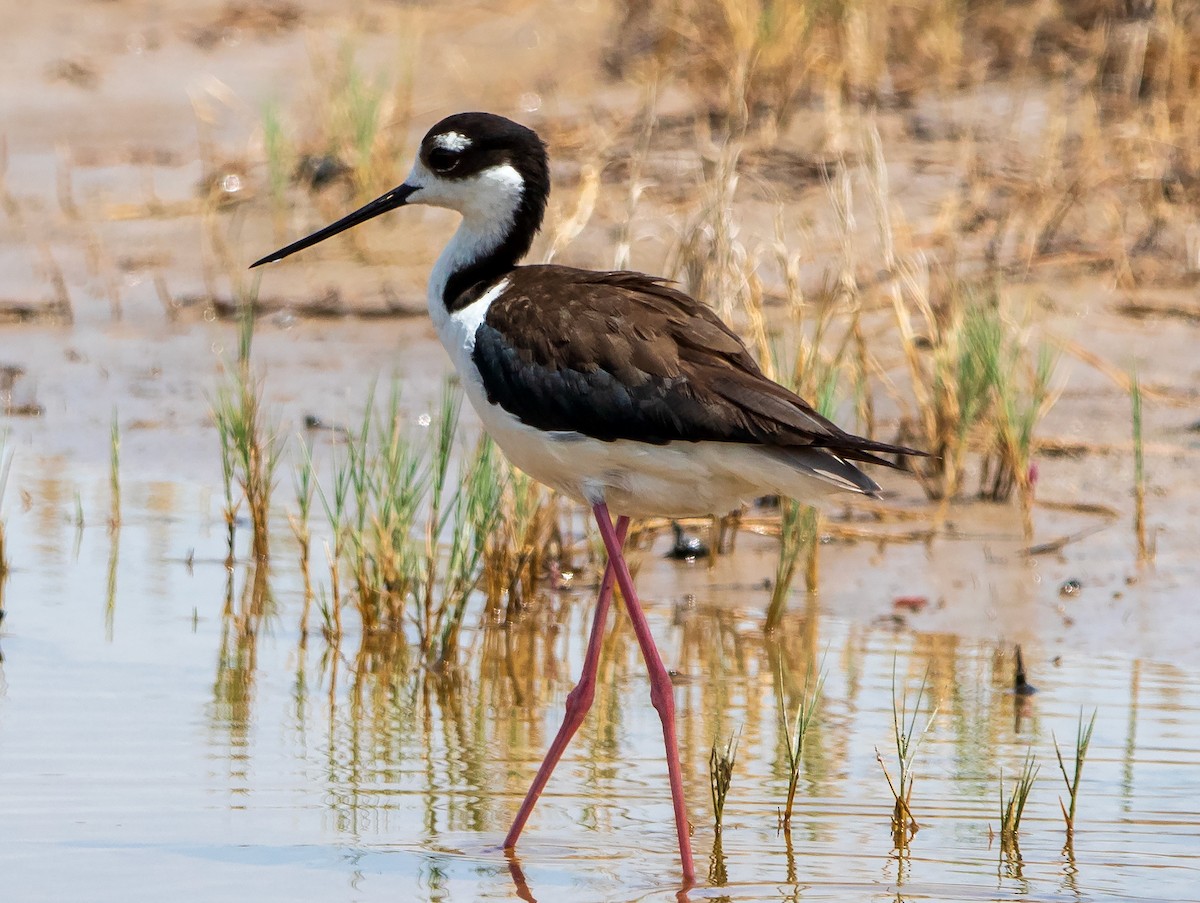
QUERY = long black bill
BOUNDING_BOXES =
[249,182,419,268]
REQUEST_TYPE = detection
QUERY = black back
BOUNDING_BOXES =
[471,265,921,466]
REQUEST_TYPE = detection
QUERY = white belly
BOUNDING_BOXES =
[460,375,842,518]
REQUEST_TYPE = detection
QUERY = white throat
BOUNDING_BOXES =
[401,160,526,321]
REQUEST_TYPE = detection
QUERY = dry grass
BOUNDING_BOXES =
[211,294,282,566]
[303,384,554,666]
[890,271,1059,512]
[258,28,422,215]
[608,0,1200,299]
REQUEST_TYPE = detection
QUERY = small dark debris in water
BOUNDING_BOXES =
[1013,645,1036,695]
[296,154,352,190]
[3,403,43,416]
[47,57,101,89]
[1037,438,1091,458]
[754,494,781,510]
[893,595,928,613]
[304,414,350,439]
[1187,419,1200,433]
[873,613,907,629]
[0,298,72,325]
[201,292,343,319]
[1059,578,1082,598]
[1,364,43,416]
[666,522,708,561]
[1115,298,1200,323]
[1052,656,1063,667]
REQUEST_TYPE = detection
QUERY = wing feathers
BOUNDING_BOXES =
[473,265,924,468]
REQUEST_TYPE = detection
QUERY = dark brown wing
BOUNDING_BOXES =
[471,265,919,466]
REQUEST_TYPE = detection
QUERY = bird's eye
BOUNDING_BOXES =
[427,146,460,174]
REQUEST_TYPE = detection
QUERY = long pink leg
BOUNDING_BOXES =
[592,502,695,883]
[503,516,630,851]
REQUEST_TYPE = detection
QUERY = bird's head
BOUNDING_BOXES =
[251,112,549,268]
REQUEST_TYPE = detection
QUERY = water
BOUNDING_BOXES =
[0,462,1197,902]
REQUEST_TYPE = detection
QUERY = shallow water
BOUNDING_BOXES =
[3,0,1200,898]
[1,457,1197,903]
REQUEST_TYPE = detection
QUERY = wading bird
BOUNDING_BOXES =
[252,112,919,882]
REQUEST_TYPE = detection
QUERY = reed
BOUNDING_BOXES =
[764,346,839,630]
[431,432,505,663]
[999,748,1039,854]
[1131,372,1150,562]
[215,399,240,569]
[891,275,1058,505]
[109,409,121,530]
[989,342,1057,528]
[290,440,316,638]
[313,450,352,642]
[877,666,937,847]
[309,383,509,664]
[1053,709,1097,846]
[212,375,279,563]
[478,463,558,623]
[765,501,819,631]
[778,660,826,830]
[338,383,424,636]
[709,731,739,834]
[211,292,281,564]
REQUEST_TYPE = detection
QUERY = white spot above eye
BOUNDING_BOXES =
[434,131,471,152]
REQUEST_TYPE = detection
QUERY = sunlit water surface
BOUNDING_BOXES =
[1,461,1197,903]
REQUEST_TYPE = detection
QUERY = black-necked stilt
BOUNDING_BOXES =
[252,111,920,882]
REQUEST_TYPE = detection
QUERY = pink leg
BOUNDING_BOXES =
[592,502,695,883]
[503,516,630,851]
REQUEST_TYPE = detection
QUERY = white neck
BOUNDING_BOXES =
[427,217,508,322]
